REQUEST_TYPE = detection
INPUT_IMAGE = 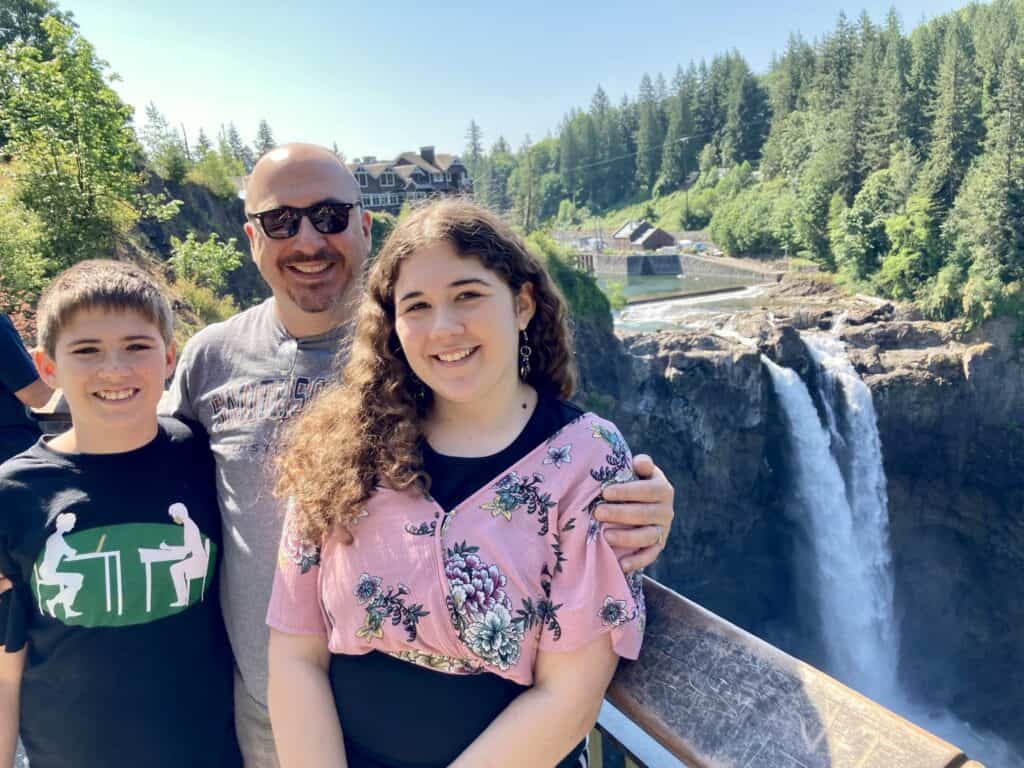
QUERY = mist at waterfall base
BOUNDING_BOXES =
[763,335,1020,767]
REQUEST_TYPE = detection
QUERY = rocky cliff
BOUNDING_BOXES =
[572,281,1024,751]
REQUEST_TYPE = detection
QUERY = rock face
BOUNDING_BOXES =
[572,299,1024,753]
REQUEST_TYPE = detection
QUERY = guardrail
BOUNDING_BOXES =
[589,577,981,768]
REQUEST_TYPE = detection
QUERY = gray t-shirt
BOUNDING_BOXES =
[161,298,349,704]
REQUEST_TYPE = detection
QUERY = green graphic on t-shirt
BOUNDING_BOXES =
[30,517,217,628]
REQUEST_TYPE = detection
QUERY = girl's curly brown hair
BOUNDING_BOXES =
[275,199,577,543]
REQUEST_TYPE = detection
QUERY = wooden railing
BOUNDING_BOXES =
[590,577,983,768]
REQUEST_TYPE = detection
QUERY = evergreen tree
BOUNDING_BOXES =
[918,16,983,211]
[195,128,212,159]
[558,114,580,200]
[225,121,255,172]
[635,73,664,192]
[140,102,189,183]
[864,9,912,171]
[464,119,483,175]
[943,39,1024,321]
[815,11,858,110]
[721,62,770,165]
[254,119,276,157]
[657,83,697,194]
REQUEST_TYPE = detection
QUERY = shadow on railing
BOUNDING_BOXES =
[589,577,984,768]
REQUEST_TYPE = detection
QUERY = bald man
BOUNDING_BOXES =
[161,144,675,767]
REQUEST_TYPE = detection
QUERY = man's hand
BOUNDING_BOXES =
[0,575,11,596]
[596,454,675,573]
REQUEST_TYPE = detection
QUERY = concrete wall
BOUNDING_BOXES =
[593,252,781,282]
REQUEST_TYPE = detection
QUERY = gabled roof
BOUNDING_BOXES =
[394,165,433,188]
[635,226,673,246]
[394,152,442,175]
[434,153,463,171]
[346,161,395,179]
[613,220,651,240]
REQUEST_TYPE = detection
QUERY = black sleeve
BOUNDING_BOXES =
[0,531,28,652]
[0,315,39,395]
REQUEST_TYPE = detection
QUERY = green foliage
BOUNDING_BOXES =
[873,195,940,301]
[525,231,610,322]
[169,232,242,292]
[605,281,628,311]
[174,278,238,346]
[0,16,144,269]
[186,148,243,198]
[140,102,189,183]
[370,211,396,259]
[0,188,47,311]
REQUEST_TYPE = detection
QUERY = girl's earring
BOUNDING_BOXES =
[519,329,532,380]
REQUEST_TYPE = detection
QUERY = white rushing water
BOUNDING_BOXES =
[761,352,899,702]
[765,336,1021,766]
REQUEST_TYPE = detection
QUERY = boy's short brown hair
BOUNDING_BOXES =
[37,259,174,356]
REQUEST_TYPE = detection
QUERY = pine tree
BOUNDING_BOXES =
[635,73,664,192]
[226,121,255,172]
[195,128,212,159]
[918,16,983,212]
[464,119,483,175]
[140,102,189,183]
[721,64,770,165]
[254,119,275,157]
[864,9,912,171]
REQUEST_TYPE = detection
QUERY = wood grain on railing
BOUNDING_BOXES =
[603,577,979,768]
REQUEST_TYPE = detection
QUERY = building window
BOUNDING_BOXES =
[355,171,369,188]
[380,172,395,187]
[444,172,451,182]
[431,172,444,183]
[389,193,400,206]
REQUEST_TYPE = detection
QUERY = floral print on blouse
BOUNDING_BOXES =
[267,414,645,686]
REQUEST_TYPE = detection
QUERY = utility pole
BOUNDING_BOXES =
[680,135,692,230]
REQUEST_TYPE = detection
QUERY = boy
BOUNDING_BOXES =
[0,260,238,768]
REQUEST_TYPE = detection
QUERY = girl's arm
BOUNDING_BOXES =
[267,629,347,768]
[0,646,25,768]
[451,634,619,767]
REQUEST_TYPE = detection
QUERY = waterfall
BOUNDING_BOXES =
[764,334,1021,766]
[761,349,899,702]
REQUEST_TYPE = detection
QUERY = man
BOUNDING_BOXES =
[0,312,52,463]
[161,503,211,608]
[162,143,675,767]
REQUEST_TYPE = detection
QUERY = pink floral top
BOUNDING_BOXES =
[267,413,645,686]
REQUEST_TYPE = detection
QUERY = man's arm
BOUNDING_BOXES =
[0,645,25,768]
[13,378,52,410]
[596,454,675,572]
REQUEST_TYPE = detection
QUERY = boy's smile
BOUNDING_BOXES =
[35,307,176,454]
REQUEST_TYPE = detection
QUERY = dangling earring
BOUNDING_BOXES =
[519,329,532,380]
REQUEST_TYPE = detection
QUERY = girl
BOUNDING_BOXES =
[267,200,645,768]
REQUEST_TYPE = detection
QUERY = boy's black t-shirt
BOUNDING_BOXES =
[0,418,239,768]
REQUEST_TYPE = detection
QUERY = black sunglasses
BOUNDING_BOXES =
[246,200,361,240]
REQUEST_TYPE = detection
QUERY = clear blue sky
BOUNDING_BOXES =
[65,0,966,160]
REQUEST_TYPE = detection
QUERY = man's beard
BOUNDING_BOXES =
[280,246,351,314]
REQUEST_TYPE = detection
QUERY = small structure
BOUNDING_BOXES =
[632,225,675,251]
[612,220,676,252]
[612,220,651,249]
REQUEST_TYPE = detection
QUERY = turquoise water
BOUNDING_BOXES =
[594,272,770,332]
[595,273,750,303]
